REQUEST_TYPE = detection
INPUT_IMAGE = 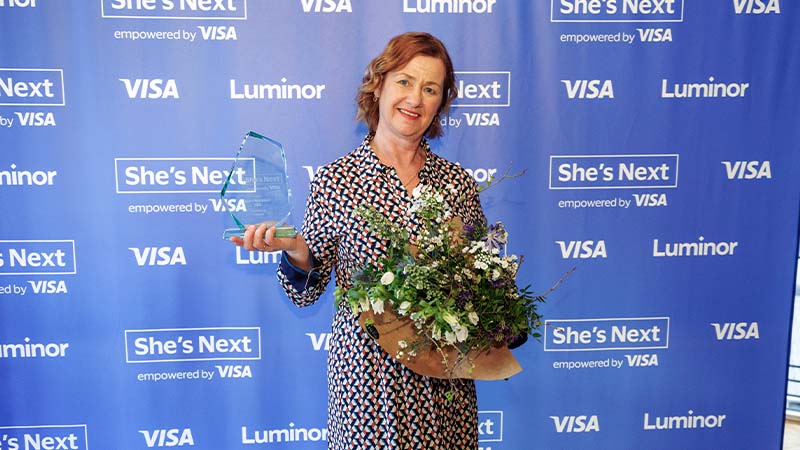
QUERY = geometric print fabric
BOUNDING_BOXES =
[278,135,486,449]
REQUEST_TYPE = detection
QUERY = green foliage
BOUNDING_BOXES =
[333,184,550,365]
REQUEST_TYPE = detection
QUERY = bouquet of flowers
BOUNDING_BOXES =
[335,182,560,381]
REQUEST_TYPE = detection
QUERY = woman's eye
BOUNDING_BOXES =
[398,79,409,86]
[424,87,438,95]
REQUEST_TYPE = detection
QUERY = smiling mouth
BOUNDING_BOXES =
[398,108,420,119]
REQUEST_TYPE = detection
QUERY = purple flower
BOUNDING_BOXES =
[456,290,474,307]
[463,224,478,240]
[481,223,507,251]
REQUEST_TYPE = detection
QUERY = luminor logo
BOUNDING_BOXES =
[661,76,749,98]
[652,236,738,257]
[403,0,496,14]
[230,78,326,100]
[236,247,280,265]
[643,410,726,430]
[0,164,57,186]
[241,424,328,444]
[0,0,37,7]
[0,337,69,358]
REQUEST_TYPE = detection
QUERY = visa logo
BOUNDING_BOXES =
[734,0,780,14]
[129,247,187,266]
[197,25,238,40]
[307,332,331,351]
[711,322,760,340]
[462,112,500,126]
[216,364,252,378]
[14,112,55,126]
[300,0,352,12]
[561,80,614,99]
[632,193,667,207]
[119,78,179,99]
[556,240,607,259]
[721,161,771,180]
[625,353,659,367]
[550,415,599,433]
[637,28,673,42]
[208,198,247,212]
[139,429,195,447]
[27,280,68,294]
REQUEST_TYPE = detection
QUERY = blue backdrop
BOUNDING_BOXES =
[1,1,799,449]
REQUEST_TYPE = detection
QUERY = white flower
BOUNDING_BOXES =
[398,301,412,316]
[380,271,395,285]
[454,273,462,283]
[432,325,442,341]
[492,269,501,280]
[455,325,468,342]
[412,184,424,198]
[371,298,385,315]
[359,297,370,312]
[468,311,479,325]
[474,260,488,270]
[445,331,457,344]
[442,312,460,328]
[398,340,408,349]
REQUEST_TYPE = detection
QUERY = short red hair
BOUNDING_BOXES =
[356,32,458,139]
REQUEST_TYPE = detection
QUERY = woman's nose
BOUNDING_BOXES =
[406,88,422,106]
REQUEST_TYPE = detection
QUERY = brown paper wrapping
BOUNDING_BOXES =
[359,304,522,381]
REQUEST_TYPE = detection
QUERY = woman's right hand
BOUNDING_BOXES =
[229,222,311,271]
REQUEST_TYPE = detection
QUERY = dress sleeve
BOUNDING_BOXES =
[276,169,339,307]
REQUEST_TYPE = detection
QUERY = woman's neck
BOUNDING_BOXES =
[370,132,423,169]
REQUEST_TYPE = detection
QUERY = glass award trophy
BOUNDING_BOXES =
[221,131,297,240]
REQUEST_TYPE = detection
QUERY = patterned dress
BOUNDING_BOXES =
[277,134,486,449]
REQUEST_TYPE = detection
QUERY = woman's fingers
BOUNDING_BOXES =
[230,221,295,253]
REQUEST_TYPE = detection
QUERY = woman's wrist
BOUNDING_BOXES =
[284,245,311,272]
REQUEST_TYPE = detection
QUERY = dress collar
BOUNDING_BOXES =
[356,134,433,181]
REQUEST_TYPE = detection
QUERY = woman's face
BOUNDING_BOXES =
[375,55,445,144]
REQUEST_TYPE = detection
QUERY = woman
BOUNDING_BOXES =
[232,32,485,449]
